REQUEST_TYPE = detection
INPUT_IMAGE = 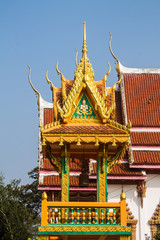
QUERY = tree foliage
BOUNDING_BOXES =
[154,232,160,240]
[0,167,41,240]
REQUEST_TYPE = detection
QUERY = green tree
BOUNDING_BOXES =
[0,167,41,240]
[154,232,160,240]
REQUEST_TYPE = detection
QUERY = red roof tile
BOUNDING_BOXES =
[43,157,55,170]
[43,175,96,187]
[43,175,61,186]
[42,158,83,171]
[44,109,53,126]
[65,82,74,96]
[124,74,160,127]
[115,91,123,124]
[133,151,160,165]
[109,163,143,176]
[70,158,82,171]
[45,125,127,134]
[131,132,160,146]
[41,163,144,187]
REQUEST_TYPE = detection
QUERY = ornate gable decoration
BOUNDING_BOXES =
[46,22,122,124]
[72,93,97,120]
[149,202,160,225]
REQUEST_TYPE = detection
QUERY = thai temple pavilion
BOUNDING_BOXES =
[28,23,160,240]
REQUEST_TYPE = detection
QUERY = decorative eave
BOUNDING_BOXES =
[41,118,131,134]
[40,120,130,153]
[118,62,160,75]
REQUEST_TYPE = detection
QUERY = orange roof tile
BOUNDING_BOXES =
[131,132,160,146]
[133,151,160,165]
[96,84,104,97]
[45,125,127,134]
[124,74,160,127]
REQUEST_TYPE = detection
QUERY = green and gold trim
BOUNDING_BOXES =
[38,225,131,235]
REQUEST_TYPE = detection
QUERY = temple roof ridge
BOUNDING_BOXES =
[109,32,160,75]
[118,61,160,74]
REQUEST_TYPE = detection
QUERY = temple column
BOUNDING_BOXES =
[61,144,70,202]
[97,144,107,202]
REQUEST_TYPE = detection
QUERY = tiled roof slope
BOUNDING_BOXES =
[131,132,160,146]
[45,125,127,134]
[41,164,144,187]
[133,151,160,165]
[44,109,53,126]
[109,163,144,176]
[43,158,85,171]
[42,158,143,176]
[124,74,160,127]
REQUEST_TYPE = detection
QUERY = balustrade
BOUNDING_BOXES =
[42,201,123,226]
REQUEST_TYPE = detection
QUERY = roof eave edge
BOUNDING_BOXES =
[118,61,160,74]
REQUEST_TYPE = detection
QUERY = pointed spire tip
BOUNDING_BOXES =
[82,21,87,55]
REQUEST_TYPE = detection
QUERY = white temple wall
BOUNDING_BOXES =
[108,174,160,240]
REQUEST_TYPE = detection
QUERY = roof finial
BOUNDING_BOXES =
[82,21,87,56]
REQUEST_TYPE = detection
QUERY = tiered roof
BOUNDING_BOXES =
[29,25,160,191]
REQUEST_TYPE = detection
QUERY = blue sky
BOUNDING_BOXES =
[1,0,160,184]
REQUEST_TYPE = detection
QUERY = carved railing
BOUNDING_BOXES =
[41,201,127,227]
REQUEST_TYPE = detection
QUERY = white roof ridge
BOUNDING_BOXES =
[119,61,160,74]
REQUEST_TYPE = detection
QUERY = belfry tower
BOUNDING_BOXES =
[29,22,132,240]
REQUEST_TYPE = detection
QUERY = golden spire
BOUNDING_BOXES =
[82,21,87,56]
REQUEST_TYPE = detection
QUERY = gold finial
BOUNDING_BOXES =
[120,189,126,201]
[28,65,40,108]
[111,73,122,91]
[104,63,111,82]
[42,192,47,200]
[56,61,64,80]
[109,33,118,62]
[109,32,120,73]
[46,70,54,91]
[82,21,87,56]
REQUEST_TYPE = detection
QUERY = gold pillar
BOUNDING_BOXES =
[97,145,107,202]
[150,224,157,240]
[41,192,48,226]
[61,144,70,202]
[131,224,137,240]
